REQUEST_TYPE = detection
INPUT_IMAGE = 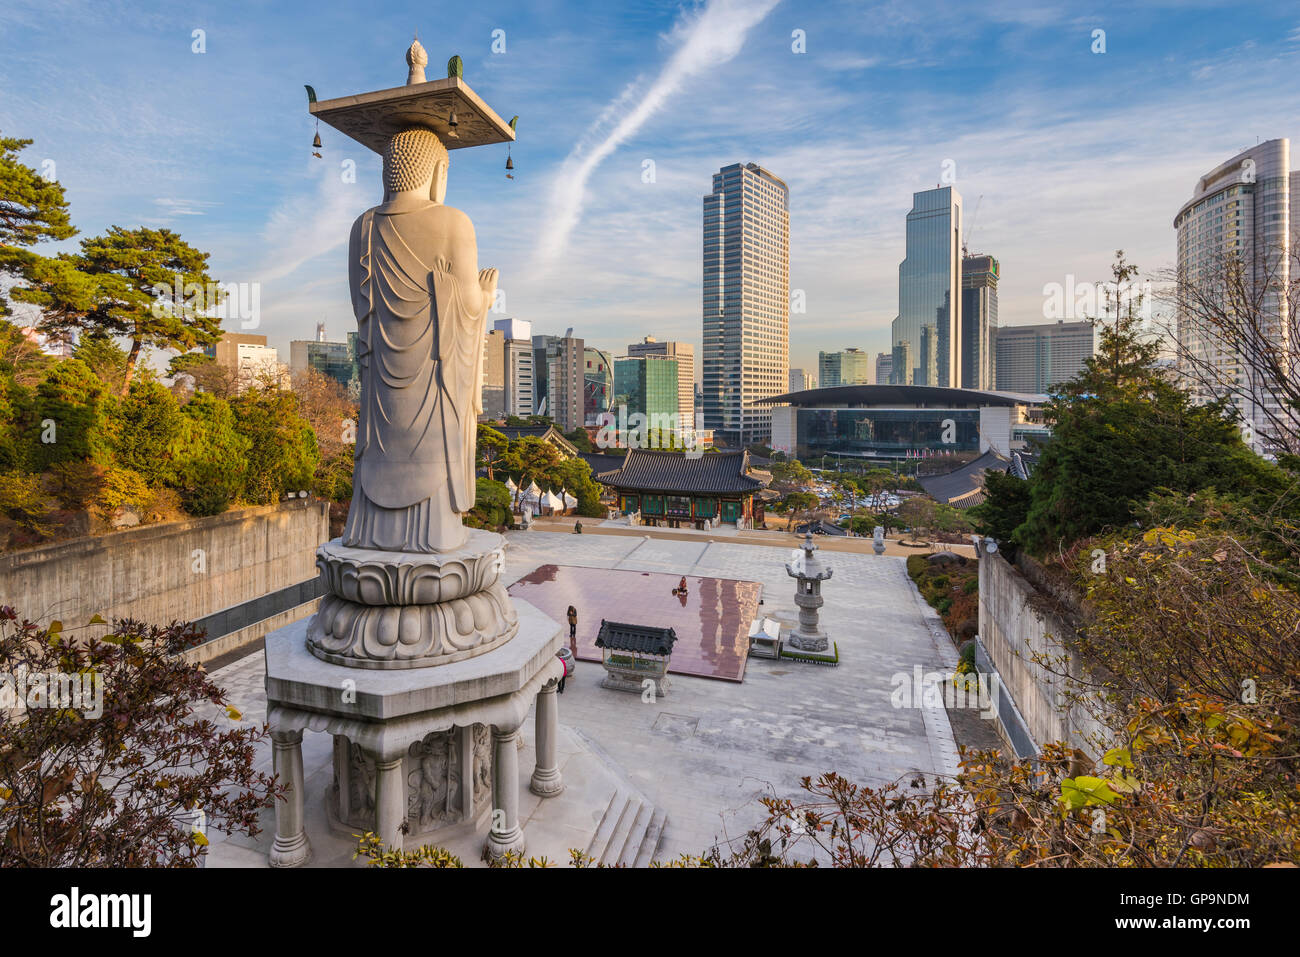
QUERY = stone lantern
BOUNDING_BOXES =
[785,532,832,652]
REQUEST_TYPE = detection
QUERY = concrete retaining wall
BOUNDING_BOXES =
[977,547,1108,758]
[0,499,328,660]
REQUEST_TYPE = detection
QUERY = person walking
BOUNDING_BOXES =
[566,605,578,649]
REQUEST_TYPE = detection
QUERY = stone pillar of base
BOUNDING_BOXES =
[486,726,526,859]
[374,755,407,852]
[269,728,312,867]
[529,679,564,797]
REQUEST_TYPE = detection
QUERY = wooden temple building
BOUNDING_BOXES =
[593,449,767,528]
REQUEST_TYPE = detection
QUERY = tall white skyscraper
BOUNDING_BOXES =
[702,162,790,446]
[1175,138,1297,445]
[891,186,962,387]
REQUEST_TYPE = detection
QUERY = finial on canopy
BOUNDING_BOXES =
[406,38,429,85]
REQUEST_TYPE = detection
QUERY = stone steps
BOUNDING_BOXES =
[633,808,668,868]
[586,790,665,867]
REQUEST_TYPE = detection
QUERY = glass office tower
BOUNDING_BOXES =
[702,162,790,446]
[891,186,962,387]
[960,254,999,391]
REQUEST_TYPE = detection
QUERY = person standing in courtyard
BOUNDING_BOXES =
[566,604,578,651]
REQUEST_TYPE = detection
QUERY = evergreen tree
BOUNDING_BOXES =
[109,379,182,487]
[174,392,250,516]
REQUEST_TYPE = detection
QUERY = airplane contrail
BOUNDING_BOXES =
[535,0,782,266]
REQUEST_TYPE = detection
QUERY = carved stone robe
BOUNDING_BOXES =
[341,201,486,552]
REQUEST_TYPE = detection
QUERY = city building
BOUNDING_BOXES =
[788,368,816,393]
[994,320,1095,393]
[533,332,584,432]
[702,162,790,446]
[583,346,614,426]
[761,384,1048,462]
[614,355,681,441]
[594,449,766,528]
[891,340,913,386]
[205,331,286,391]
[481,327,507,420]
[817,348,872,388]
[627,336,695,429]
[875,352,893,387]
[290,323,355,390]
[492,318,534,420]
[1174,137,1298,444]
[960,254,999,391]
[891,186,962,387]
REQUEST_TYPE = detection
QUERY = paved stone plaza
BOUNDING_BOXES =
[208,530,963,864]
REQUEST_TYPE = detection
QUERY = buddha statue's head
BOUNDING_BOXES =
[383,127,449,203]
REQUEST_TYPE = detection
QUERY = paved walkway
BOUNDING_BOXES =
[529,515,976,558]
[208,531,967,864]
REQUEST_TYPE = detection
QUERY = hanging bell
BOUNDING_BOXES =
[505,154,514,171]
[312,130,322,149]
[447,109,459,138]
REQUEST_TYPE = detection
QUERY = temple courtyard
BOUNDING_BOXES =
[206,528,967,866]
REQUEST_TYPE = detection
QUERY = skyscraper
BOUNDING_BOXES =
[627,336,695,429]
[875,352,893,387]
[583,346,614,426]
[614,355,680,437]
[817,348,872,387]
[702,162,790,446]
[481,318,533,420]
[994,320,1094,393]
[1175,138,1296,443]
[480,327,506,419]
[788,368,815,392]
[960,253,999,391]
[531,332,584,431]
[891,186,962,387]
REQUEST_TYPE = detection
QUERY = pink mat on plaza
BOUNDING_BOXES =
[507,564,763,682]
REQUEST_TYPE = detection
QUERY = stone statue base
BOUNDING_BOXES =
[786,629,830,653]
[264,599,564,863]
[306,529,518,669]
[600,670,670,698]
[325,725,494,844]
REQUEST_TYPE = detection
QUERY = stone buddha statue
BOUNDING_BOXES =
[341,127,498,553]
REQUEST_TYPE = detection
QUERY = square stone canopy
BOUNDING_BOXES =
[310,76,515,153]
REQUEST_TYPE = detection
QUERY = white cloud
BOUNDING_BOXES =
[533,0,782,269]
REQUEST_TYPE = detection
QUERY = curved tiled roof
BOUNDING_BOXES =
[595,620,677,655]
[594,449,765,494]
[918,450,1011,507]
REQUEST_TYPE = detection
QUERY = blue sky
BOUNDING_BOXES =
[2,0,1299,378]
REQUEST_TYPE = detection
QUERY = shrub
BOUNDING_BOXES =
[0,608,280,866]
[0,469,53,537]
[95,466,149,519]
[46,459,106,511]
[231,388,318,505]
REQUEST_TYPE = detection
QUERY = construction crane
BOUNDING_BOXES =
[963,194,983,257]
